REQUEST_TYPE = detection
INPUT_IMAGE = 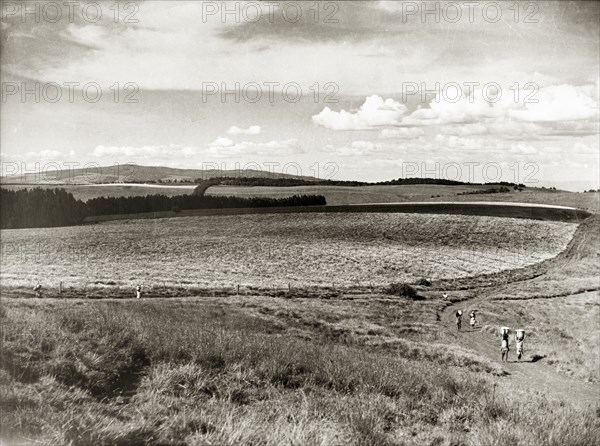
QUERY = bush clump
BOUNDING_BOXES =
[384,283,419,299]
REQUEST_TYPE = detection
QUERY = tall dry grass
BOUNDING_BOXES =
[1,298,598,445]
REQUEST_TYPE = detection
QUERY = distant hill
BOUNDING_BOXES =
[0,165,319,185]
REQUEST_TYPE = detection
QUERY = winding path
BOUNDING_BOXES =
[438,215,599,411]
[441,293,599,410]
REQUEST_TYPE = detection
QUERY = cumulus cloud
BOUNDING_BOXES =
[403,84,598,127]
[570,142,598,155]
[508,143,538,155]
[2,150,72,162]
[227,125,262,135]
[434,135,485,150]
[312,95,407,130]
[208,138,302,157]
[28,150,64,160]
[403,86,512,127]
[93,145,198,159]
[380,127,424,139]
[319,140,400,157]
[210,137,234,147]
[439,120,546,139]
[434,135,540,155]
[508,84,599,122]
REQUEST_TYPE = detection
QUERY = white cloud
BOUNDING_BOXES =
[210,137,234,147]
[434,135,485,150]
[508,143,538,155]
[403,87,513,127]
[2,150,65,162]
[380,127,424,139]
[312,95,407,130]
[65,24,106,47]
[227,125,262,135]
[208,138,302,157]
[509,84,599,122]
[570,142,598,155]
[92,138,303,162]
[404,84,599,127]
[438,120,546,139]
[319,140,400,157]
[93,145,198,159]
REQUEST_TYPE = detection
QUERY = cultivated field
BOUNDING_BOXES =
[0,213,578,291]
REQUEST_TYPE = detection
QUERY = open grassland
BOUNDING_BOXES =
[0,213,577,290]
[1,297,598,446]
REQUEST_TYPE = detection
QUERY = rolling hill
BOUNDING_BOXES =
[0,164,319,185]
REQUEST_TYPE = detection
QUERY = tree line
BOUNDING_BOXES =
[194,176,527,188]
[1,188,327,229]
[1,188,89,229]
[86,194,326,216]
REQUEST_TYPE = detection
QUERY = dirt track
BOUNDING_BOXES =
[442,293,599,410]
[440,215,600,410]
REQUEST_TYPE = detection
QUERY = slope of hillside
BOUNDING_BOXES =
[0,165,319,185]
[437,214,600,384]
[206,185,599,211]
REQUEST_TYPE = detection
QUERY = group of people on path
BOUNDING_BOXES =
[455,308,526,362]
[501,327,526,362]
[455,309,478,331]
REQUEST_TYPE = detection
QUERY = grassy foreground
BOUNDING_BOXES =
[1,297,598,446]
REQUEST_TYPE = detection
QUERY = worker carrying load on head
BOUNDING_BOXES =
[515,329,525,362]
[470,310,477,330]
[500,327,510,362]
[456,310,463,331]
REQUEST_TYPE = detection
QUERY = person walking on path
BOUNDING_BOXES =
[136,285,142,299]
[470,310,477,330]
[515,329,525,362]
[501,328,510,362]
[456,310,463,331]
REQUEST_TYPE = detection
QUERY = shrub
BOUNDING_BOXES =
[384,283,419,299]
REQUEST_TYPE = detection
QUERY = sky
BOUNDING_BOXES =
[1,0,599,190]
